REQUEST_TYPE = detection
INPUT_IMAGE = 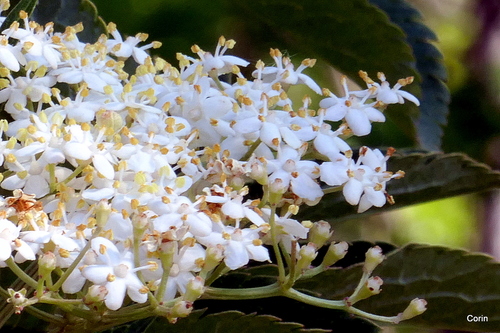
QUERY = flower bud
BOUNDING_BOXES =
[308,221,332,248]
[321,241,348,267]
[38,251,57,276]
[203,245,224,272]
[345,276,383,306]
[6,288,36,314]
[296,243,317,274]
[167,300,193,323]
[95,199,111,227]
[183,276,205,302]
[394,298,427,323]
[249,162,268,185]
[83,285,108,305]
[363,246,384,274]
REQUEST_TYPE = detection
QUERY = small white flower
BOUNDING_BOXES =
[82,237,148,310]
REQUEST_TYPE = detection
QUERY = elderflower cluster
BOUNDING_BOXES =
[0,2,418,316]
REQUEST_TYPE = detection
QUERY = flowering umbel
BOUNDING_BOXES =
[0,2,424,330]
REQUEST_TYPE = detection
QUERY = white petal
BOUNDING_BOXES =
[246,244,270,262]
[185,213,212,237]
[62,269,86,294]
[343,178,363,205]
[93,154,115,180]
[280,127,301,149]
[23,175,49,197]
[0,48,20,71]
[83,265,113,284]
[260,122,281,148]
[82,188,115,201]
[64,142,92,160]
[345,108,371,136]
[224,241,248,269]
[0,239,12,261]
[221,200,245,219]
[364,187,386,207]
[105,279,127,310]
[290,174,323,201]
[320,162,349,186]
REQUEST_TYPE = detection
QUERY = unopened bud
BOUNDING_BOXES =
[168,300,193,323]
[183,276,205,302]
[249,162,268,185]
[322,241,348,267]
[394,298,427,323]
[95,199,111,227]
[84,285,108,305]
[308,221,332,248]
[345,276,383,306]
[364,246,384,274]
[296,243,317,274]
[203,245,224,272]
[39,251,56,275]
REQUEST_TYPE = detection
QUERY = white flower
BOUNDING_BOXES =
[0,218,35,262]
[267,145,323,201]
[255,49,321,94]
[182,36,249,77]
[361,71,420,106]
[106,22,161,64]
[319,77,384,136]
[197,225,269,270]
[82,237,148,310]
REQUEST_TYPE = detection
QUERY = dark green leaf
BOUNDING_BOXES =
[362,244,500,332]
[229,0,419,142]
[31,0,106,42]
[142,309,328,333]
[296,244,500,331]
[0,0,38,31]
[369,0,450,151]
[298,152,500,222]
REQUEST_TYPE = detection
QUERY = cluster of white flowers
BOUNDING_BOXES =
[0,1,419,317]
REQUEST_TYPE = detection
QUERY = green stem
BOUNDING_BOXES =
[61,164,87,185]
[23,304,67,326]
[269,205,286,284]
[5,258,38,289]
[51,226,103,292]
[209,70,225,90]
[155,248,175,303]
[348,271,370,301]
[48,163,56,193]
[346,307,399,323]
[205,263,229,286]
[204,282,281,300]
[322,186,343,195]
[283,288,345,309]
[241,139,262,162]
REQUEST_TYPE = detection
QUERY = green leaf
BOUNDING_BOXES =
[361,244,500,332]
[141,309,329,333]
[297,152,500,222]
[0,0,38,31]
[368,0,450,150]
[228,0,419,141]
[295,244,500,331]
[31,0,107,42]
